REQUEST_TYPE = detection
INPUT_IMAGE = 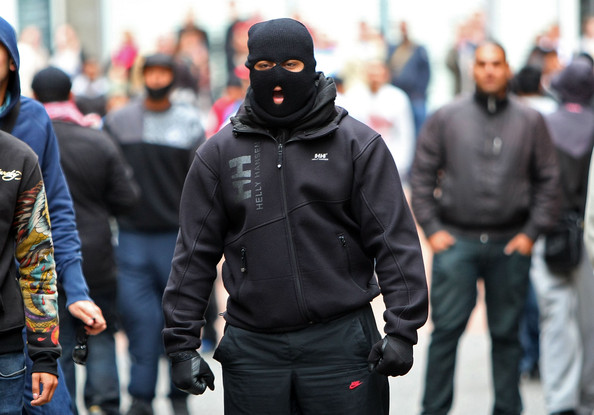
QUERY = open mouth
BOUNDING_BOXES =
[273,86,284,105]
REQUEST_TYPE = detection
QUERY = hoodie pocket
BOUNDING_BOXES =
[222,247,249,301]
[338,233,369,293]
[0,269,26,331]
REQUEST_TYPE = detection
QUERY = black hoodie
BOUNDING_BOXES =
[162,74,428,353]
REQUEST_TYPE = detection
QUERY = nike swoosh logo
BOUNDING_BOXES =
[349,380,363,390]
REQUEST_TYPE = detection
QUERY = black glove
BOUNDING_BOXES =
[169,350,215,395]
[367,335,413,377]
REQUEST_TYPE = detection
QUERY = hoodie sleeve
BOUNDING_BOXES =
[12,99,91,306]
[520,111,561,240]
[352,133,428,344]
[13,162,61,376]
[409,108,447,238]
[162,145,226,354]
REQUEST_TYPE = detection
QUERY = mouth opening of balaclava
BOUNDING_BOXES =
[245,18,318,127]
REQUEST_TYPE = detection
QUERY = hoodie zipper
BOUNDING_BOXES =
[277,143,283,169]
[240,247,247,273]
[276,131,311,322]
[338,234,353,278]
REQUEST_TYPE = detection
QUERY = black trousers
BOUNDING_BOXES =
[213,304,389,415]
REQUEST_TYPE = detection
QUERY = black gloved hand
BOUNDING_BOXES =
[367,335,413,377]
[169,350,215,395]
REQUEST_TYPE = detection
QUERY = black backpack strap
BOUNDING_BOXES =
[0,100,21,133]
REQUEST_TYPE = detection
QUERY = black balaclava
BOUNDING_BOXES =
[245,18,318,127]
[143,53,176,100]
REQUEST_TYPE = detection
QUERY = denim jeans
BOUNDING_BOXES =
[518,280,540,375]
[115,230,187,402]
[22,330,74,415]
[59,291,121,415]
[0,352,26,415]
[421,234,531,415]
[410,97,427,139]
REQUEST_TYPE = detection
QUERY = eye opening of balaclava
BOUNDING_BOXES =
[245,18,318,127]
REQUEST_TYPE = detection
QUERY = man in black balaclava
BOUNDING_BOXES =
[244,18,318,126]
[163,18,428,415]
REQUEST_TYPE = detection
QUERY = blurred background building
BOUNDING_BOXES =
[3,0,592,110]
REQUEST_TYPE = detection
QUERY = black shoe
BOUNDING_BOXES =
[520,363,540,382]
[550,410,577,415]
[126,398,153,415]
[528,364,540,380]
[171,396,189,415]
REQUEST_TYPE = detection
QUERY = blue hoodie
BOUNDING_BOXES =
[0,16,89,305]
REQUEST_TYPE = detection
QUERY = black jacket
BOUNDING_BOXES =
[52,120,139,294]
[411,93,561,240]
[0,131,60,375]
[162,75,428,354]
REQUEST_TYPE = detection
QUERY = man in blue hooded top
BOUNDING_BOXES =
[0,16,106,414]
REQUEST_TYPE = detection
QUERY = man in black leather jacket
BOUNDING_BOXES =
[162,18,428,414]
[410,41,560,415]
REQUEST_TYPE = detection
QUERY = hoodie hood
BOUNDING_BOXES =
[0,16,21,118]
[551,57,594,105]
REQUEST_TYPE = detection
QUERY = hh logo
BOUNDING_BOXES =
[229,156,251,202]
[229,143,265,210]
[312,153,329,161]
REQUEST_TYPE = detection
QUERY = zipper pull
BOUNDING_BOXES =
[492,136,502,155]
[240,247,247,273]
[277,143,283,169]
[488,96,496,113]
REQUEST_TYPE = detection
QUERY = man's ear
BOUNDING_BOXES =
[9,58,16,72]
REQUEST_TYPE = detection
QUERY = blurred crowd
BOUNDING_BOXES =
[14,9,594,131]
[14,9,594,174]
[8,5,594,415]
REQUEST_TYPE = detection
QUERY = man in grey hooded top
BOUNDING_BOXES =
[0,16,106,415]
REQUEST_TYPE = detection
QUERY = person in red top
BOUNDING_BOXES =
[206,65,249,136]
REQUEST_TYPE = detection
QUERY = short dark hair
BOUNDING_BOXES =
[142,53,175,72]
[31,66,72,103]
[510,66,542,95]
